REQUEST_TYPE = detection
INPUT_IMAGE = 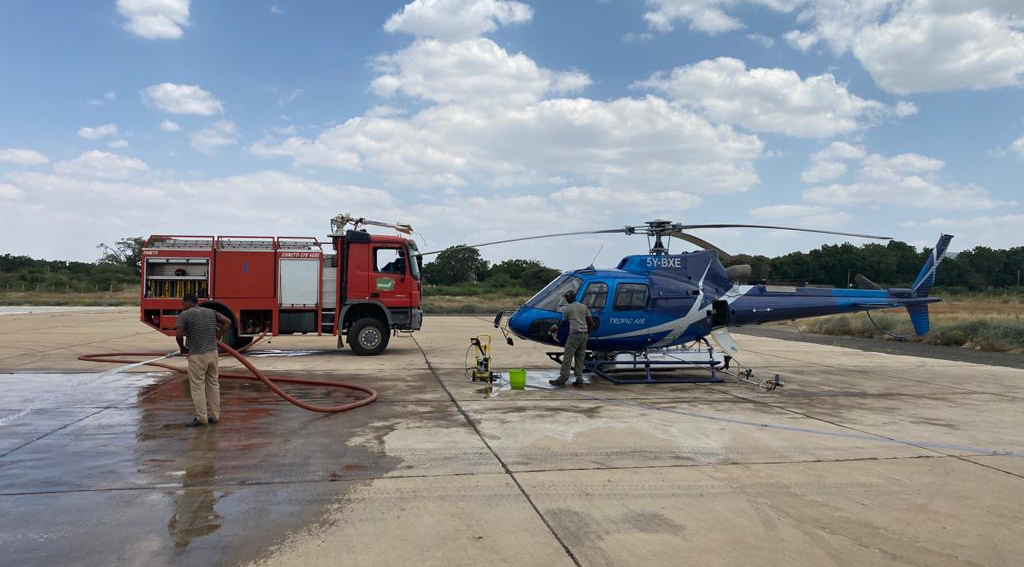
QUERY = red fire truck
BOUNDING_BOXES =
[139,216,422,355]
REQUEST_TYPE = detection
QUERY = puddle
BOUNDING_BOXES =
[475,369,593,397]
[246,350,321,358]
[0,371,165,425]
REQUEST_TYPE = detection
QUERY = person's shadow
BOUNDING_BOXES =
[168,428,223,553]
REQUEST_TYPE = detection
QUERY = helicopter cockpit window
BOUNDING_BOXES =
[581,282,608,310]
[614,283,649,310]
[526,275,582,311]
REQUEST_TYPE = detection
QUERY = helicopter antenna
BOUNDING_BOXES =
[588,245,604,269]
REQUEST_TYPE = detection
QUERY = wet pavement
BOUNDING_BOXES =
[0,308,1022,566]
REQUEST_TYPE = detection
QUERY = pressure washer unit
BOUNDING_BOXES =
[469,335,500,382]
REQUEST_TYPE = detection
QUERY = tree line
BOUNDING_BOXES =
[726,241,1023,290]
[0,238,142,292]
[2,237,1019,295]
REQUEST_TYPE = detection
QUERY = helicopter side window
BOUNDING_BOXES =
[614,283,649,310]
[581,282,608,310]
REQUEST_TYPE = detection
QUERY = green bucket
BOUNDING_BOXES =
[508,368,526,390]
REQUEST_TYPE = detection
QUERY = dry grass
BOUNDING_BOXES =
[422,295,530,314]
[0,289,139,306]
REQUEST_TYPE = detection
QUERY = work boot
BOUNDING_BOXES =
[572,379,584,388]
[187,418,207,428]
[548,379,567,388]
[207,417,219,425]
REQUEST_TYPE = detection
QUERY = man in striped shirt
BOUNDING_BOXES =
[176,294,232,427]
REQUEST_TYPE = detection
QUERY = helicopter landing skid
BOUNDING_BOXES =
[547,338,727,384]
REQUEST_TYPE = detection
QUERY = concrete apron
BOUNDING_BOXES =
[0,309,1022,567]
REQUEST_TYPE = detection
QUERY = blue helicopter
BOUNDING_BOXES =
[472,220,952,383]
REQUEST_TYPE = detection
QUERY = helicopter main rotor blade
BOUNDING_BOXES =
[419,228,630,256]
[666,230,733,261]
[676,224,892,240]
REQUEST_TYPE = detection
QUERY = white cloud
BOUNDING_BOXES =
[913,214,1024,250]
[53,150,149,179]
[852,3,1024,94]
[550,186,702,215]
[0,148,50,166]
[0,170,403,261]
[746,33,776,48]
[383,0,532,40]
[253,32,766,198]
[1008,136,1024,157]
[371,38,590,105]
[750,203,852,228]
[0,183,25,200]
[117,0,190,40]
[801,160,848,183]
[190,121,240,154]
[635,57,894,138]
[813,141,867,161]
[783,1,1024,94]
[143,83,224,115]
[862,152,944,174]
[641,1,1024,95]
[159,119,182,132]
[252,96,764,192]
[800,141,866,182]
[78,123,118,139]
[108,139,130,149]
[803,150,998,209]
[642,0,804,34]
[87,91,117,106]
[751,204,832,218]
[278,88,305,106]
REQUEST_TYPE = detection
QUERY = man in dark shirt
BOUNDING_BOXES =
[176,294,231,427]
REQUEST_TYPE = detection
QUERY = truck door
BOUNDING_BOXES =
[371,245,411,306]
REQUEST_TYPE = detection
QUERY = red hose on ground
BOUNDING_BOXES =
[78,335,378,413]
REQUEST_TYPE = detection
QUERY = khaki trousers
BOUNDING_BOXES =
[187,350,220,421]
[559,331,588,382]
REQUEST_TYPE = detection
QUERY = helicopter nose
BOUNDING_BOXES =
[508,307,564,343]
[508,309,530,337]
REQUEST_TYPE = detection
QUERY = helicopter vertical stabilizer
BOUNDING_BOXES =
[906,234,954,335]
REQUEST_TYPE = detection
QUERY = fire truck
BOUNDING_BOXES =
[139,215,423,355]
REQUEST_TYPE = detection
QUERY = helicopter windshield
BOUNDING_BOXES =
[525,274,582,311]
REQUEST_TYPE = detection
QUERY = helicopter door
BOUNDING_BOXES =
[610,282,651,346]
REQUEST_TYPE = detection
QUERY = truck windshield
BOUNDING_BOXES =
[407,241,421,279]
[525,274,581,312]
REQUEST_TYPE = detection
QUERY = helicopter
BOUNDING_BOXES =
[425,221,953,384]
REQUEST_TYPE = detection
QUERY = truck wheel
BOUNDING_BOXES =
[349,317,390,355]
[220,326,251,350]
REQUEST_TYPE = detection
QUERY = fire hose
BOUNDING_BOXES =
[78,335,377,413]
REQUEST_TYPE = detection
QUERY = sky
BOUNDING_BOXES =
[1,0,1023,269]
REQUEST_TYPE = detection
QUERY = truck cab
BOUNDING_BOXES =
[329,230,423,354]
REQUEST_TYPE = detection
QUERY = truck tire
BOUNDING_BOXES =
[349,317,389,355]
[220,326,251,350]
